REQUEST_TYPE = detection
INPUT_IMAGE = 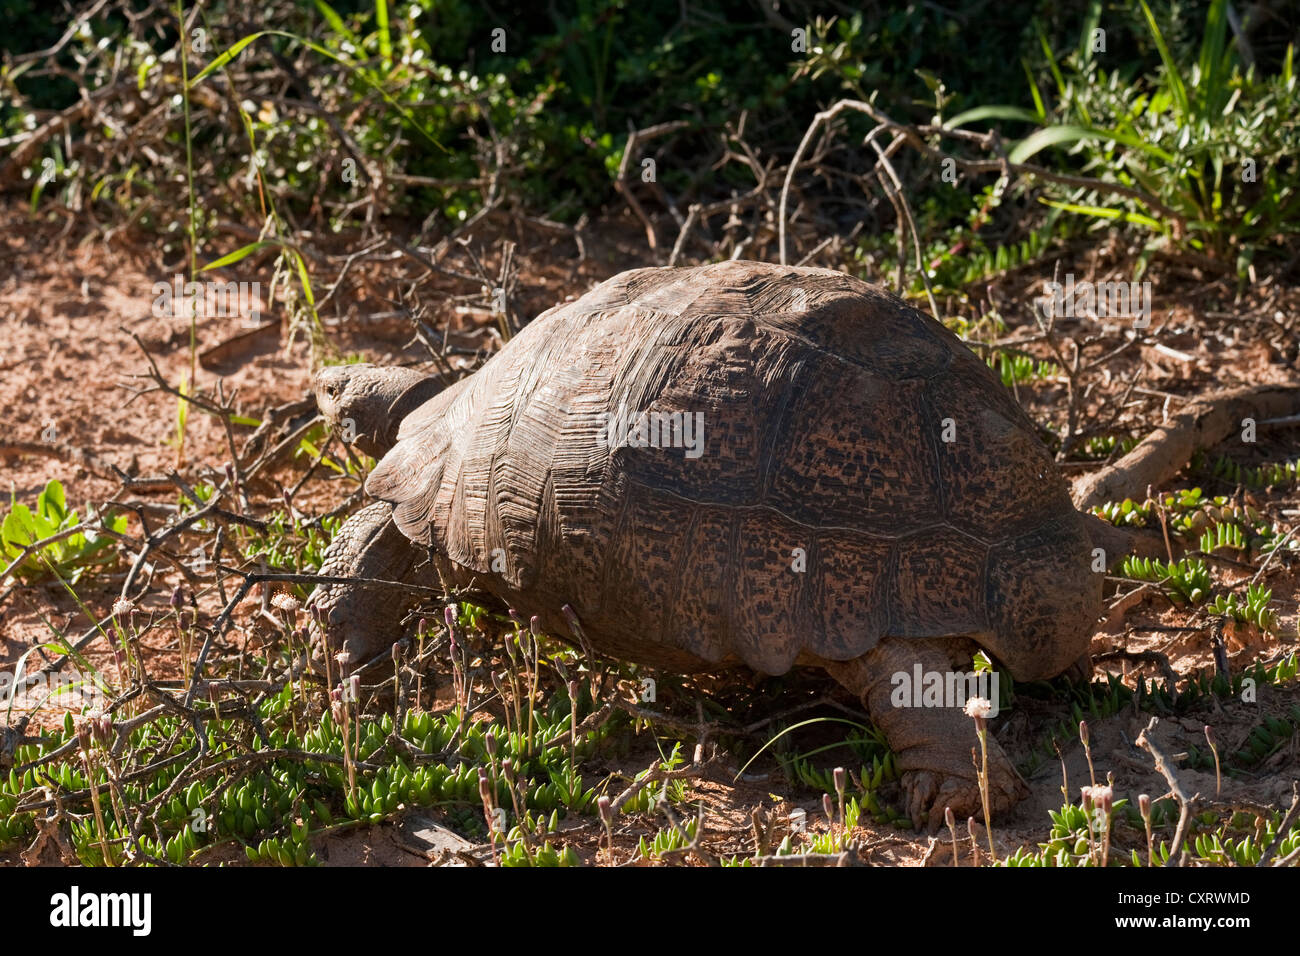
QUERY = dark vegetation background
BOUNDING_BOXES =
[4,0,1299,278]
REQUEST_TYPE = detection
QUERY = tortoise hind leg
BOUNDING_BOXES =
[307,500,428,676]
[822,636,1028,831]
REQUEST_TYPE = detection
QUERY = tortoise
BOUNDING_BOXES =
[308,260,1105,828]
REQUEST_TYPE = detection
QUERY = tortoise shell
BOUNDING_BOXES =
[367,261,1100,679]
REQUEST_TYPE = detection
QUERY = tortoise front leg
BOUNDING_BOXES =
[307,500,428,677]
[823,636,1028,831]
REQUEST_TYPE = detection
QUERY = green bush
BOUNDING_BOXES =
[954,0,1300,269]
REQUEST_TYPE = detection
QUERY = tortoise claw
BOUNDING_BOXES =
[898,741,1028,832]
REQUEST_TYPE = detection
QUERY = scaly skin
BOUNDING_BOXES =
[306,499,429,675]
[308,366,443,675]
[314,364,443,460]
[822,637,1028,831]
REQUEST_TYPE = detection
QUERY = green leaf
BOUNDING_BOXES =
[37,479,67,525]
[200,242,278,271]
[188,30,444,153]
[1196,0,1231,116]
[289,250,316,306]
[1038,198,1163,231]
[374,0,392,67]
[1138,0,1190,119]
[3,504,36,550]
[1022,59,1046,121]
[190,32,270,86]
[1009,125,1174,166]
[944,105,1044,129]
[313,0,356,43]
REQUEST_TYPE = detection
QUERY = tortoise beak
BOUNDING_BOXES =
[312,369,345,423]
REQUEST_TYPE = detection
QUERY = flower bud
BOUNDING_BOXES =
[530,615,543,637]
[1204,725,1217,748]
[598,795,613,827]
[944,806,956,830]
[1079,720,1089,747]
[95,714,113,746]
[823,793,835,820]
[444,605,458,631]
[1138,794,1152,819]
[74,716,92,753]
[833,766,847,798]
[271,592,300,615]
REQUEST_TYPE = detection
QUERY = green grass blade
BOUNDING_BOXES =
[189,30,445,153]
[313,0,356,43]
[190,32,269,86]
[1039,198,1164,231]
[1008,124,1174,165]
[1022,58,1047,121]
[201,241,277,271]
[375,0,392,68]
[734,717,872,780]
[944,105,1044,129]
[1138,0,1190,118]
[1197,0,1230,115]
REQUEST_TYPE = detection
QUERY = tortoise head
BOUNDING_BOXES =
[313,364,443,459]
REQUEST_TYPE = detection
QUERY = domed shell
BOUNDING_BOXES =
[367,261,1099,679]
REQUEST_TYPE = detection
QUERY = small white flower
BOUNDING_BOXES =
[963,696,993,719]
[111,598,134,618]
[1088,785,1114,810]
[271,593,301,614]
